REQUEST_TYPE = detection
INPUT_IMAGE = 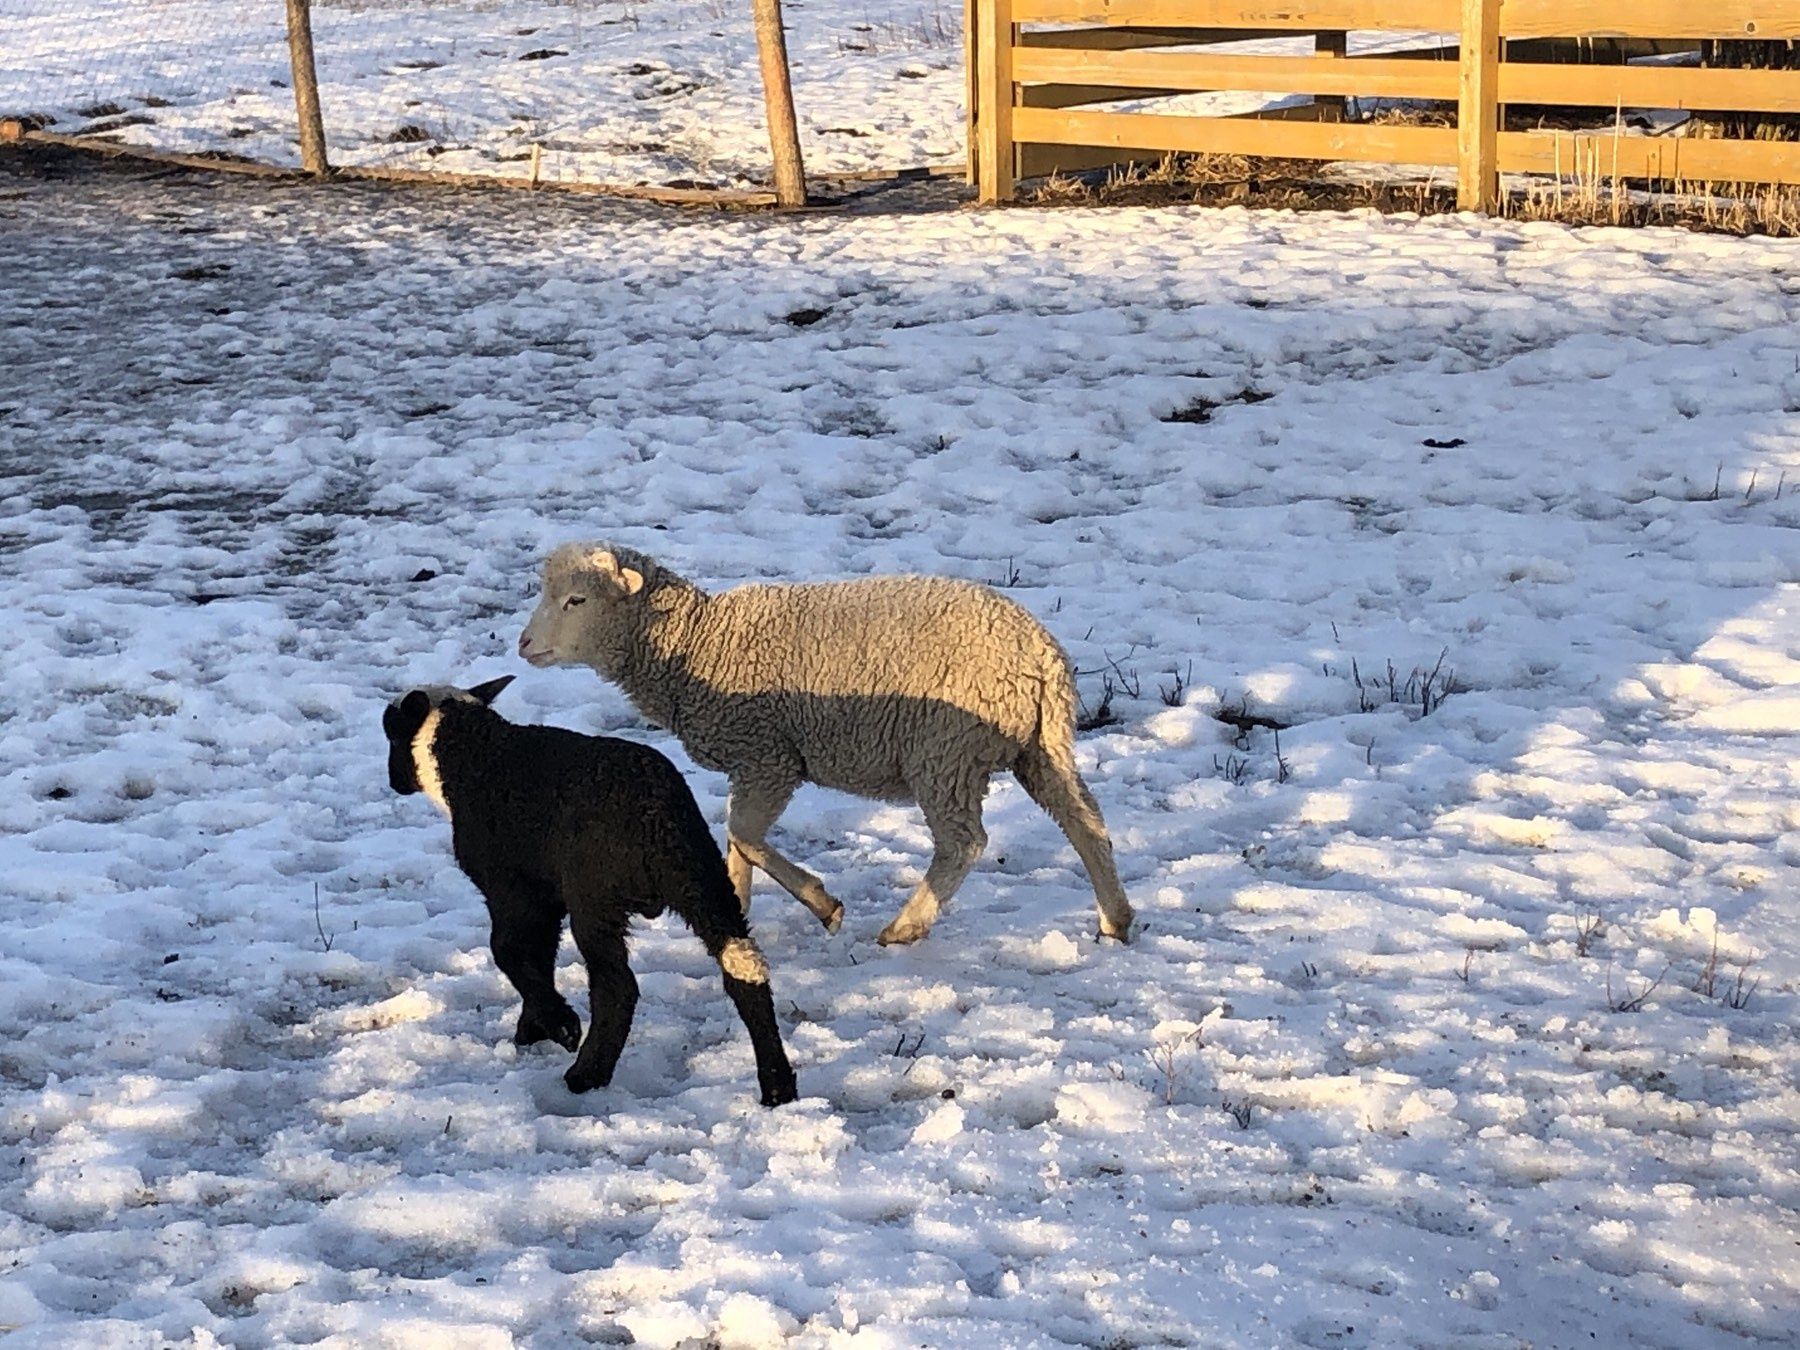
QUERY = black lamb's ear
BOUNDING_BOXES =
[384,689,432,753]
[467,675,515,707]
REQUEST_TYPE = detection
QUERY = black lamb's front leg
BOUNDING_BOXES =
[564,915,638,1094]
[477,871,580,1052]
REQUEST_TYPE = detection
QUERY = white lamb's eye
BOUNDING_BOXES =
[564,595,587,609]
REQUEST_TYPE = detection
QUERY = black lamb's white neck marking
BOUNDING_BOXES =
[405,684,489,820]
[412,707,450,818]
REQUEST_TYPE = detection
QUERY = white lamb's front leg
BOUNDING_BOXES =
[727,837,755,916]
[877,787,987,947]
[727,779,843,933]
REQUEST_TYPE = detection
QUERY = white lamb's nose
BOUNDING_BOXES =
[517,634,532,656]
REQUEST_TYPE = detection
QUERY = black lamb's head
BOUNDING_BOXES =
[381,676,515,795]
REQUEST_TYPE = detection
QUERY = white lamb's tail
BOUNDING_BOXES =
[1030,638,1083,775]
[1014,641,1134,941]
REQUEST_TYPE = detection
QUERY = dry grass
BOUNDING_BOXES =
[836,6,960,56]
[1024,151,1459,216]
[1366,105,1454,128]
[1022,138,1800,238]
[1505,139,1800,234]
[1023,97,1800,236]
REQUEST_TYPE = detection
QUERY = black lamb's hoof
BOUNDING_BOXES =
[548,1010,582,1052]
[563,1063,609,1094]
[516,1003,581,1052]
[760,1071,799,1108]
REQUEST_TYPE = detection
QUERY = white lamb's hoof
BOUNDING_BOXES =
[822,902,844,935]
[1098,905,1136,944]
[877,916,931,947]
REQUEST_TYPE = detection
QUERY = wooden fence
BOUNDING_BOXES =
[968,0,1800,205]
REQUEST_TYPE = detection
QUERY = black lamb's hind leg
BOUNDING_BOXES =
[686,888,798,1108]
[564,915,638,1094]
[721,960,799,1108]
[481,876,579,1051]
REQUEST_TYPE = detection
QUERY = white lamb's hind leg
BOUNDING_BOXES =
[1014,744,1134,941]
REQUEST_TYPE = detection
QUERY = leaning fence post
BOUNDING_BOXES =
[976,0,1015,203]
[285,0,330,175]
[751,0,808,207]
[1457,0,1501,212]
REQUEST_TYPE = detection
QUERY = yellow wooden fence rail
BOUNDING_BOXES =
[970,0,1800,206]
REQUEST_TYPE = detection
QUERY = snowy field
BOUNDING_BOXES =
[2,0,1447,186]
[2,156,1800,1347]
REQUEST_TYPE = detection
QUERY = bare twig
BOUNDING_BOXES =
[313,882,334,953]
[1723,962,1759,1010]
[1214,752,1250,785]
[1574,910,1605,957]
[1213,697,1290,739]
[1143,1027,1204,1105]
[1607,960,1674,1013]
[1350,650,1461,716]
[1417,647,1454,716]
[1160,660,1193,708]
[1077,675,1119,732]
[1104,652,1142,700]
[1691,927,1721,998]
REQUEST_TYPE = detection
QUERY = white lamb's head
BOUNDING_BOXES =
[518,543,653,669]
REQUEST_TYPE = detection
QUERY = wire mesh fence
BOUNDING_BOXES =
[5,1,306,165]
[1,0,970,188]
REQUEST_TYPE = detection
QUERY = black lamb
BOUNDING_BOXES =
[381,675,798,1107]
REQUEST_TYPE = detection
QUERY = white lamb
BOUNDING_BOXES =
[519,544,1133,947]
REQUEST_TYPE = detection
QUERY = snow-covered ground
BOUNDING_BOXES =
[2,159,1799,1347]
[3,0,1452,186]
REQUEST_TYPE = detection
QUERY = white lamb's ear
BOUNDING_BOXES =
[581,547,643,596]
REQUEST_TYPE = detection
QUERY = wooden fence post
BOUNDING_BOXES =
[1315,31,1347,122]
[751,0,808,207]
[284,0,330,175]
[975,0,1015,202]
[1457,0,1501,212]
[965,0,980,186]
